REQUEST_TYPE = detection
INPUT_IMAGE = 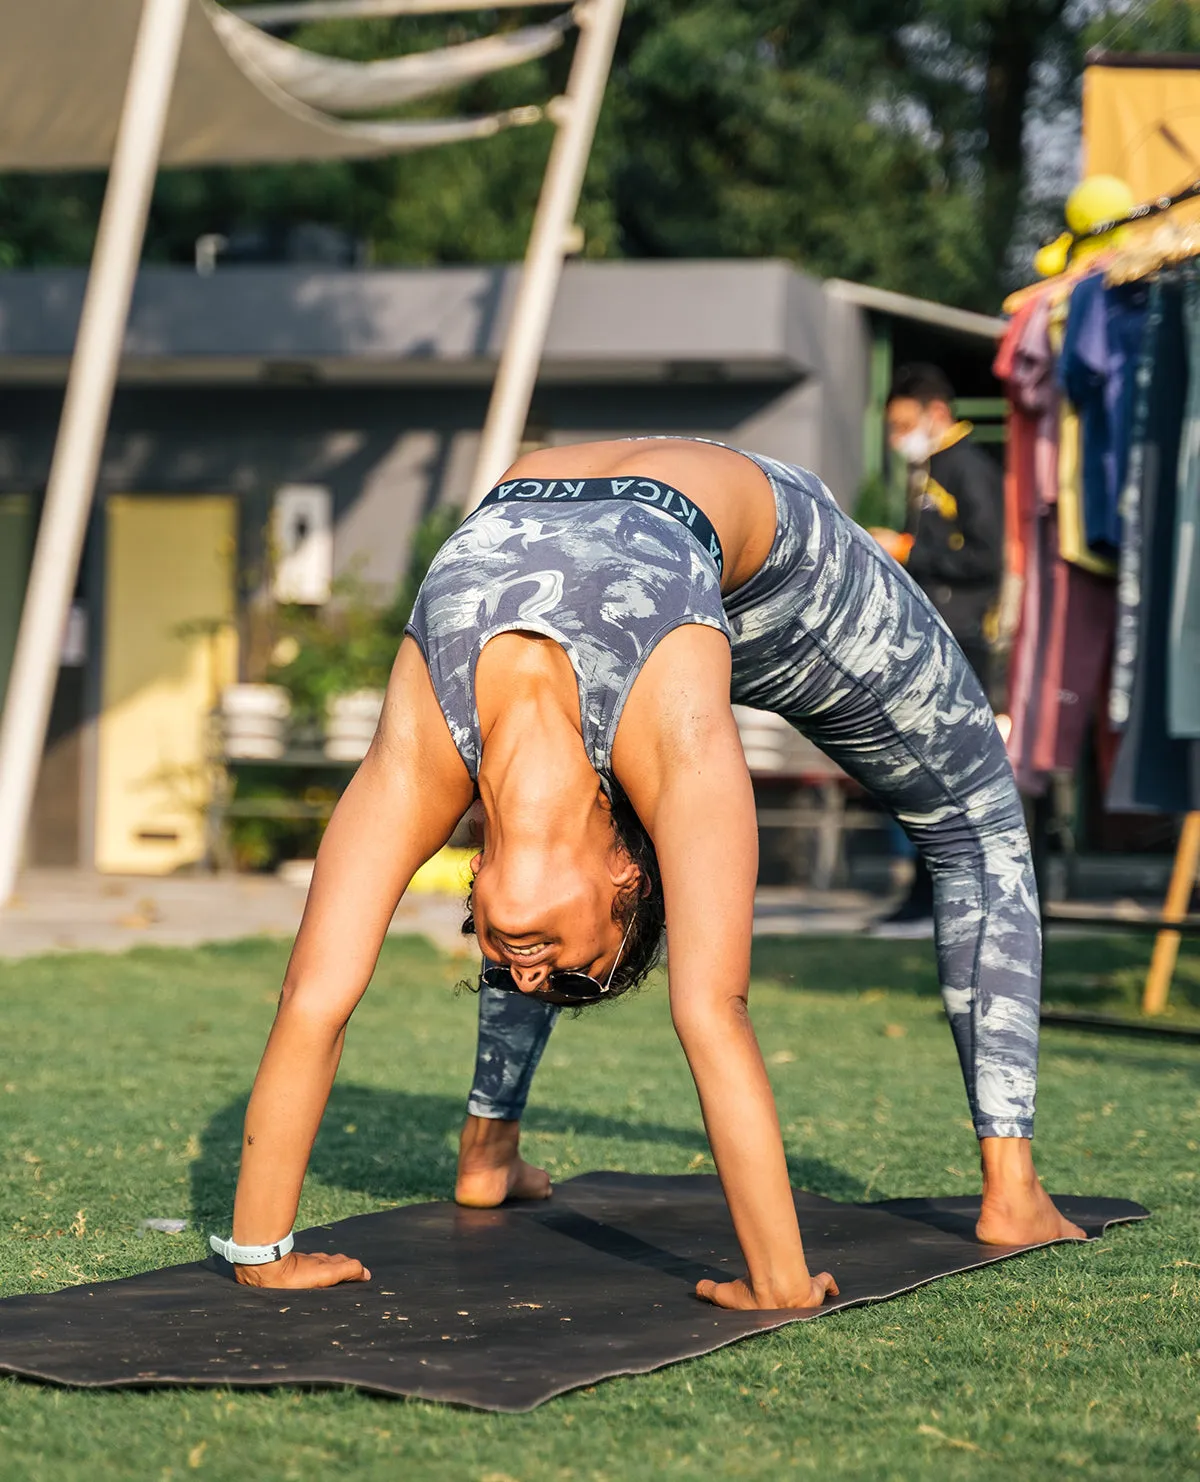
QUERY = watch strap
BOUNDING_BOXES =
[209,1230,295,1266]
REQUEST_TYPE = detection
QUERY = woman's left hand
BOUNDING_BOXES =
[695,1271,839,1311]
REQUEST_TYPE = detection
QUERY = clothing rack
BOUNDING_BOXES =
[1094,190,1200,1013]
[1000,181,1200,1018]
[1003,174,1200,313]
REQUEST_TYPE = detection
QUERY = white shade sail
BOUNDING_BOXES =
[0,0,549,169]
[0,0,621,909]
[211,5,572,113]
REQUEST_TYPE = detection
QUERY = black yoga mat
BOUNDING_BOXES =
[0,1173,1147,1412]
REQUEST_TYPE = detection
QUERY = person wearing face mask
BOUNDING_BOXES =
[870,363,1005,935]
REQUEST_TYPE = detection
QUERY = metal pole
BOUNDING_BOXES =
[466,0,625,509]
[0,0,190,906]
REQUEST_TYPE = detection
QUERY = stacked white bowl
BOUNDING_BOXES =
[220,684,291,760]
[324,689,385,762]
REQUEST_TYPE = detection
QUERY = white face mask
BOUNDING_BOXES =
[894,423,935,466]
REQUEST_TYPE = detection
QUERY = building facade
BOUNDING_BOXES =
[0,259,1002,873]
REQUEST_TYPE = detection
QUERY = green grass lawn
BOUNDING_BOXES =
[1,931,1198,1482]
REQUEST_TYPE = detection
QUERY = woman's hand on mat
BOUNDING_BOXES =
[694,1272,839,1311]
[234,1251,371,1289]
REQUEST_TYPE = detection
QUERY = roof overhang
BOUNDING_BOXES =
[0,260,821,387]
[825,279,1006,340]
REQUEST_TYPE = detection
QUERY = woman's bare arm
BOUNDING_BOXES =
[614,627,837,1310]
[228,638,473,1288]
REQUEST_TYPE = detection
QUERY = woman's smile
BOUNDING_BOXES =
[494,937,556,967]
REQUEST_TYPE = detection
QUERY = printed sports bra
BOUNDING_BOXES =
[405,476,732,785]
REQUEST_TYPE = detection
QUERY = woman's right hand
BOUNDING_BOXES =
[233,1251,371,1289]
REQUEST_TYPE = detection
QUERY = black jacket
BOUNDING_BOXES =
[904,426,1004,645]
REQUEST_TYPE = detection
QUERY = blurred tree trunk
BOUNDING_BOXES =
[979,0,1070,295]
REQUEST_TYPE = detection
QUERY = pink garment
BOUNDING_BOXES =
[994,299,1038,583]
[999,296,1058,787]
[1032,521,1067,773]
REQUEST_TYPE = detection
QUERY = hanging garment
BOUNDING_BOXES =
[994,298,1041,580]
[1030,552,1116,774]
[992,299,1038,654]
[1052,294,1117,578]
[993,310,1034,754]
[1168,268,1200,739]
[1058,273,1150,558]
[1060,272,1120,556]
[1056,409,1116,576]
[1106,279,1152,514]
[997,296,1057,789]
[1107,280,1200,812]
[1110,282,1160,729]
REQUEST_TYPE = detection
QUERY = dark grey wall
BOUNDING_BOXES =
[0,378,804,598]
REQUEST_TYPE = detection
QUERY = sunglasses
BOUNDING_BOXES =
[479,919,634,1007]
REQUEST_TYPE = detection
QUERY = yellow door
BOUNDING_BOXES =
[96,496,238,874]
[0,493,35,708]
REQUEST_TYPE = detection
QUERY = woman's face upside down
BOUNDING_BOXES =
[467,836,635,994]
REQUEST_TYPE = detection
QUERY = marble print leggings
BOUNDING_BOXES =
[466,454,1040,1141]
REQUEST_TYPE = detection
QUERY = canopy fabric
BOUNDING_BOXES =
[0,0,546,170]
[235,0,564,25]
[212,5,572,113]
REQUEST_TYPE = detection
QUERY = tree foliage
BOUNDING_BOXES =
[0,2,1194,309]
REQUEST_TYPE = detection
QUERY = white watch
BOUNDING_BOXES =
[209,1231,295,1266]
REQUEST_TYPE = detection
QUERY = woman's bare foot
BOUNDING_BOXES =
[455,1114,552,1208]
[975,1137,1086,1245]
[696,1271,839,1311]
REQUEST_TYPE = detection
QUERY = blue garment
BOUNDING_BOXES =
[1107,280,1151,508]
[1108,281,1200,810]
[440,450,1045,1141]
[1110,284,1158,731]
[1058,274,1151,558]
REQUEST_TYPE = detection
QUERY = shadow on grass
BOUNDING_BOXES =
[1040,1037,1200,1085]
[190,1087,869,1228]
[750,934,1200,1018]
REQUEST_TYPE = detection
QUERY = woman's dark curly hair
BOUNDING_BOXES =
[461,780,665,1001]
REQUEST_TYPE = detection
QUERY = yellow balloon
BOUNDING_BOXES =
[1034,233,1072,278]
[1065,174,1135,235]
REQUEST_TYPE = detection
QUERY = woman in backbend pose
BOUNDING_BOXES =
[212,438,1083,1300]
